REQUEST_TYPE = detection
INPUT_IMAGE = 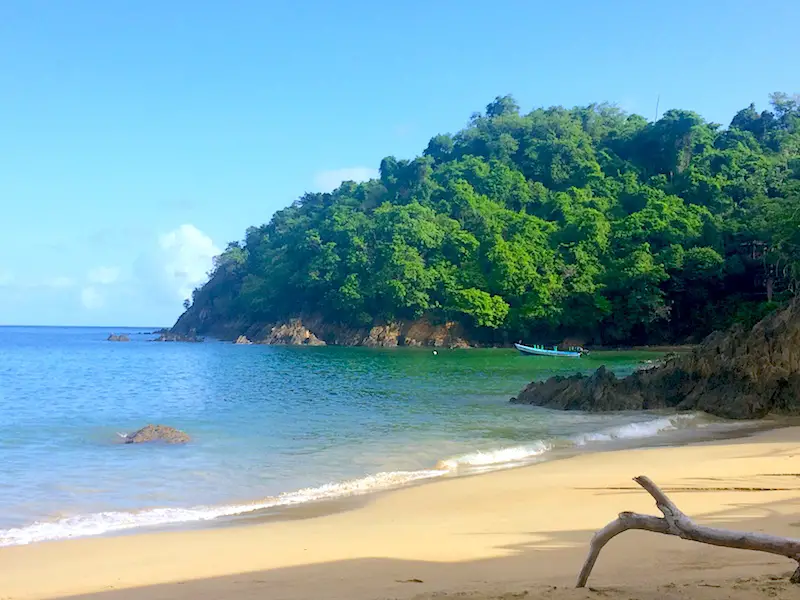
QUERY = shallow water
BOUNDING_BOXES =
[0,326,758,545]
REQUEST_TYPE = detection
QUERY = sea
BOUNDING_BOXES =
[0,326,766,547]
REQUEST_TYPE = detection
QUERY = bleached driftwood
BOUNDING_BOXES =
[577,475,800,588]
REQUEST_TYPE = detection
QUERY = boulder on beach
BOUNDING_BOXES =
[512,298,800,420]
[123,424,191,444]
[107,334,130,342]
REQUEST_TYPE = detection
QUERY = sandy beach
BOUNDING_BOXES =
[2,427,800,600]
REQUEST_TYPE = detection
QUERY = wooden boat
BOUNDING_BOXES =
[514,342,584,358]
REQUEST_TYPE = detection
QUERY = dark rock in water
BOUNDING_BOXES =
[152,331,203,343]
[107,334,130,342]
[124,424,190,444]
[512,298,800,420]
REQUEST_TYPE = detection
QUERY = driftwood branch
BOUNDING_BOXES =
[577,475,800,588]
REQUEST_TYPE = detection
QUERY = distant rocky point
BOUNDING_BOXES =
[152,331,203,343]
[234,335,252,344]
[511,298,800,420]
[107,334,130,342]
[123,424,190,444]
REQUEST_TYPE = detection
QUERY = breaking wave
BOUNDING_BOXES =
[572,413,700,445]
[0,469,444,547]
[0,412,714,546]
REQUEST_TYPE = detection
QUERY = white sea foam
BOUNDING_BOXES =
[572,413,700,446]
[0,413,710,547]
[436,441,551,471]
[0,468,445,547]
[436,413,704,472]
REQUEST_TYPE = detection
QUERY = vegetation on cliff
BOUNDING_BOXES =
[176,93,800,345]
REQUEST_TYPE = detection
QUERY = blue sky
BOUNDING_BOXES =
[1,0,797,326]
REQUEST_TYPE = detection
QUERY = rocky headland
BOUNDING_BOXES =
[511,298,800,419]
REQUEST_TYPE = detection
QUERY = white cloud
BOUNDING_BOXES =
[88,266,120,285]
[0,272,74,289]
[313,167,379,193]
[157,224,220,300]
[47,276,75,289]
[81,286,104,309]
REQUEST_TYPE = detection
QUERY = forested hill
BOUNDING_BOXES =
[174,94,800,346]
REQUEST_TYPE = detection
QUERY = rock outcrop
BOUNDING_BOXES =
[362,323,403,347]
[234,335,252,345]
[123,424,190,444]
[107,334,130,342]
[259,320,327,346]
[511,298,800,419]
[153,332,203,343]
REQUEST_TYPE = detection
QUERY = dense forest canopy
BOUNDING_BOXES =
[180,93,800,345]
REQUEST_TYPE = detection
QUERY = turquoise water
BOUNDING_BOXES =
[0,327,750,545]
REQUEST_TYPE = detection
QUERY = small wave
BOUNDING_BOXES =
[436,413,704,472]
[572,413,700,446]
[436,441,551,471]
[0,468,444,547]
[0,413,711,547]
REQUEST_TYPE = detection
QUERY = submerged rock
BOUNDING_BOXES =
[107,334,130,342]
[512,298,800,420]
[123,424,190,444]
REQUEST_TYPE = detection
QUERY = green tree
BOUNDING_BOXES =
[174,93,800,347]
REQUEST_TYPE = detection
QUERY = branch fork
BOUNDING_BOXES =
[577,475,800,587]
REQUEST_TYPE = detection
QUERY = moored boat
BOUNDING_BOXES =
[513,342,584,358]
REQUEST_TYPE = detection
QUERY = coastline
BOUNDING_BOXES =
[4,426,800,600]
[0,410,776,547]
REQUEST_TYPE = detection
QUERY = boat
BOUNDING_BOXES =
[513,342,585,358]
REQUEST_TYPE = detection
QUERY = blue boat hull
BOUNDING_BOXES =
[514,343,582,358]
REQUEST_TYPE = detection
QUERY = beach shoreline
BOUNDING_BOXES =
[1,410,785,548]
[3,426,800,600]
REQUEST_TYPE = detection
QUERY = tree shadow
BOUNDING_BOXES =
[51,499,800,600]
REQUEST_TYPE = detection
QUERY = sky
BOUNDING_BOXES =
[0,0,798,326]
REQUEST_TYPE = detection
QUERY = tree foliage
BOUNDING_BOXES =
[185,94,800,344]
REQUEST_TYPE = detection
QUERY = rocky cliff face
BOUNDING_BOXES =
[247,317,470,348]
[252,320,327,346]
[173,311,472,348]
[511,298,800,419]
